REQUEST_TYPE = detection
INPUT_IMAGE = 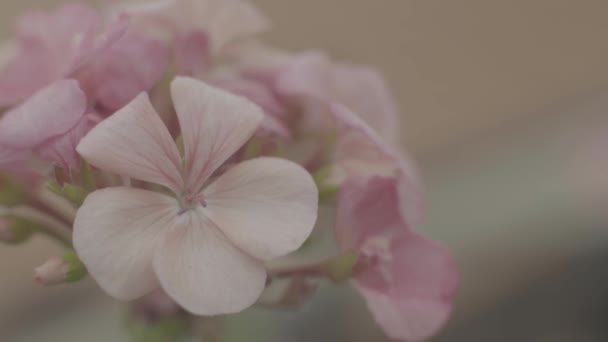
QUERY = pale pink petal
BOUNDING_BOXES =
[210,76,286,119]
[203,157,318,260]
[36,113,101,170]
[174,30,210,78]
[0,145,29,173]
[331,103,424,225]
[198,0,270,53]
[0,79,86,148]
[0,4,127,106]
[335,177,405,252]
[16,4,128,73]
[276,51,331,101]
[0,40,57,106]
[170,77,263,191]
[78,30,170,112]
[0,41,17,71]
[73,187,179,300]
[332,64,399,142]
[277,52,399,141]
[117,0,268,53]
[209,75,290,138]
[76,93,183,192]
[153,209,266,315]
[356,233,458,342]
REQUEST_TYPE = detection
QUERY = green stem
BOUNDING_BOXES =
[2,206,73,247]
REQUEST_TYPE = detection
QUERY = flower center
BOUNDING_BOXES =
[178,192,207,215]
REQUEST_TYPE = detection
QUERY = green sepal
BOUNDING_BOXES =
[312,165,339,203]
[61,251,87,282]
[126,316,191,342]
[79,159,96,191]
[46,181,88,208]
[323,251,359,283]
[2,218,36,244]
[0,176,27,206]
[244,138,263,160]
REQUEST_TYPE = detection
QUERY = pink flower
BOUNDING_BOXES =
[0,79,94,170]
[73,77,318,315]
[0,3,127,107]
[336,177,458,341]
[277,51,400,142]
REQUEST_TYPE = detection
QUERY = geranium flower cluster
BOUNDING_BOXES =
[0,1,458,341]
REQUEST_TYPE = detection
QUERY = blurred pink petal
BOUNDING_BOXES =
[0,145,29,173]
[74,77,318,315]
[112,0,269,54]
[277,52,400,141]
[174,30,211,77]
[337,177,458,341]
[153,209,266,315]
[357,234,458,342]
[76,93,183,192]
[73,187,177,300]
[0,79,91,169]
[170,76,263,192]
[203,157,318,260]
[330,103,424,224]
[36,113,100,170]
[0,80,85,148]
[0,4,127,107]
[209,75,290,138]
[78,30,170,112]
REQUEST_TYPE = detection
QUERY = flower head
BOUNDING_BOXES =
[73,77,318,315]
[336,177,458,341]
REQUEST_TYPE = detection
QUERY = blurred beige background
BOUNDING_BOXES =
[2,1,608,341]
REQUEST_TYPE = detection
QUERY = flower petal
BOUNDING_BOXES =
[73,187,179,300]
[174,30,211,78]
[36,113,100,170]
[111,0,269,54]
[356,233,458,342]
[78,30,170,112]
[0,4,127,106]
[203,157,318,260]
[277,52,399,141]
[77,93,183,192]
[335,177,405,252]
[0,79,86,148]
[331,103,425,225]
[0,145,29,173]
[153,209,266,315]
[170,77,263,191]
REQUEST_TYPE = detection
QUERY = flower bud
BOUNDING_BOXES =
[34,251,87,286]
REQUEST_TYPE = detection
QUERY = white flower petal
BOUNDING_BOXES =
[203,157,318,260]
[170,77,263,192]
[73,187,179,300]
[153,209,266,315]
[77,93,184,193]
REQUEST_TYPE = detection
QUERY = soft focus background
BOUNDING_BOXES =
[2,1,608,341]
